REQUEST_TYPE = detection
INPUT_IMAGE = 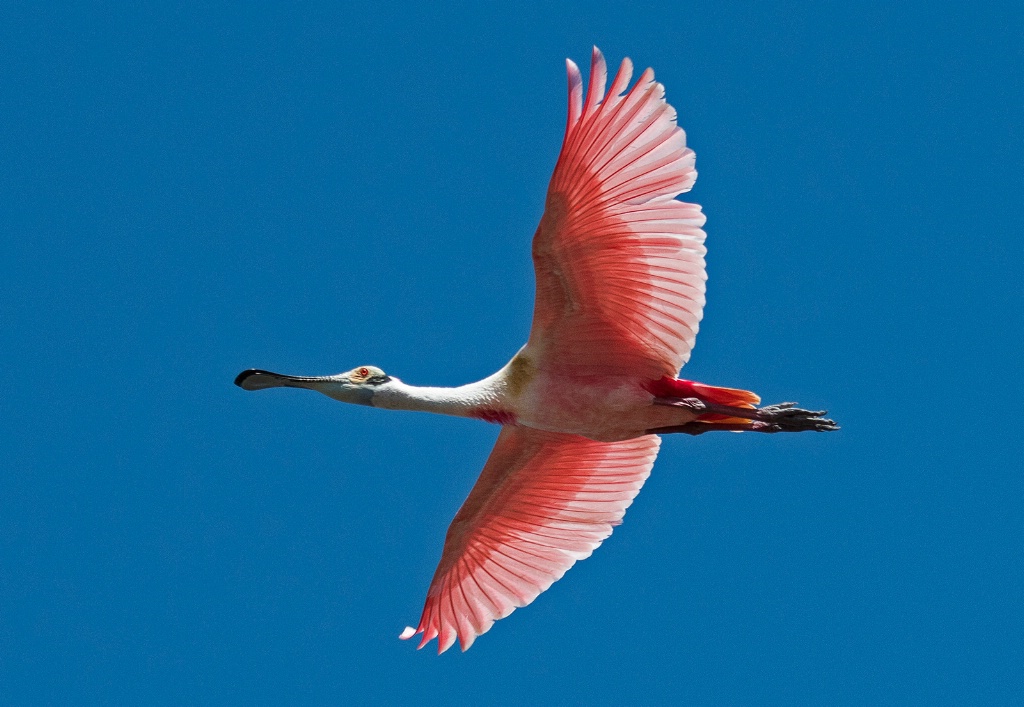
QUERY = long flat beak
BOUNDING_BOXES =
[234,369,330,391]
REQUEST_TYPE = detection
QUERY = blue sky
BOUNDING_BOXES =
[2,2,1021,703]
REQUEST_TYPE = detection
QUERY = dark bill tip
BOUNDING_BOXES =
[235,369,282,391]
[235,369,328,391]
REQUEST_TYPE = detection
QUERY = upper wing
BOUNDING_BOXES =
[401,426,661,653]
[529,48,707,379]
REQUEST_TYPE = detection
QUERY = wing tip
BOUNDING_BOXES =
[401,622,476,655]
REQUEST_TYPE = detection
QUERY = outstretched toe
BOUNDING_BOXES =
[756,403,838,432]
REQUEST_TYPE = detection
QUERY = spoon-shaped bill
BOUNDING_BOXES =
[234,369,327,391]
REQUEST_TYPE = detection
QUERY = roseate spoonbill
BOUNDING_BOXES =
[235,47,837,654]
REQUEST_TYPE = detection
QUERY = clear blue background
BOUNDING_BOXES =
[2,2,1021,704]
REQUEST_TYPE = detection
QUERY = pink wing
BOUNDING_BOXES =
[401,426,660,653]
[530,47,707,379]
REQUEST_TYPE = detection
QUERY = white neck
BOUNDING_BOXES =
[371,376,507,417]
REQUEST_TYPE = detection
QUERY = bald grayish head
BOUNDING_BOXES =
[234,366,390,406]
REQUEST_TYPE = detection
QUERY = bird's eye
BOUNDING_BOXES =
[358,367,369,378]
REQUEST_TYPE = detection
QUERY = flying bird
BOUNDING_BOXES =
[235,47,837,654]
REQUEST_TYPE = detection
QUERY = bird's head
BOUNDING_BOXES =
[234,365,393,406]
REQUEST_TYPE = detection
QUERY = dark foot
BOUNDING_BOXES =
[753,402,839,432]
[650,398,838,434]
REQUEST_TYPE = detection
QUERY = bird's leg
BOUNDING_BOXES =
[651,397,838,433]
[648,421,786,435]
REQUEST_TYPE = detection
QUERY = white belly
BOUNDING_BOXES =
[515,373,665,442]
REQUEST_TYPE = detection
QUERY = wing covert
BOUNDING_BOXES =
[401,426,660,653]
[529,48,707,379]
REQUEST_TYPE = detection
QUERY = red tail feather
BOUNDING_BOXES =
[644,376,760,424]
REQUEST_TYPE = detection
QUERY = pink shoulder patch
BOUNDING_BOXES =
[643,376,700,399]
[472,409,517,425]
[643,376,760,408]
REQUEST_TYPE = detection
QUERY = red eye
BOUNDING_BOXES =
[358,367,369,377]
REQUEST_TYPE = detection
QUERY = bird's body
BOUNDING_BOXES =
[513,365,671,442]
[236,48,837,654]
[372,349,699,442]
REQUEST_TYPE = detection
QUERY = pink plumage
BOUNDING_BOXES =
[402,48,706,652]
[236,46,836,657]
[401,427,660,652]
[531,48,707,380]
